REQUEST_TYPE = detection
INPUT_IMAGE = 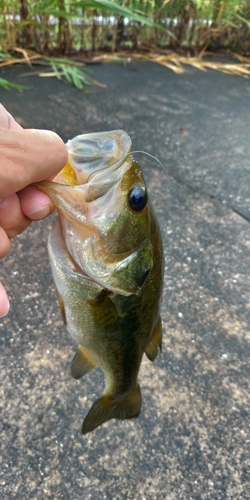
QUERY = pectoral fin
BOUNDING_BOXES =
[82,384,142,435]
[71,345,96,379]
[145,316,162,362]
[87,290,119,331]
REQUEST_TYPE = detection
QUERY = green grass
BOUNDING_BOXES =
[0,1,250,90]
[0,0,249,54]
[0,76,27,90]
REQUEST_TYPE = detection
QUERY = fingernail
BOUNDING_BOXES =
[28,203,52,220]
[41,130,60,140]
[30,129,60,141]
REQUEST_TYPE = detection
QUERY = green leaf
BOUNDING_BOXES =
[45,0,163,28]
[31,0,59,15]
[0,78,28,91]
[0,51,12,58]
[44,59,93,89]
[50,61,63,80]
[45,56,85,67]
[77,0,155,24]
[15,19,51,33]
[232,12,250,28]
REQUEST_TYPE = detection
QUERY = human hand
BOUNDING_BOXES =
[0,103,68,317]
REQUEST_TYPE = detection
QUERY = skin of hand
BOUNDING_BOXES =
[0,103,68,318]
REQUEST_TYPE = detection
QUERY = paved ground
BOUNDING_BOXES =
[0,60,250,499]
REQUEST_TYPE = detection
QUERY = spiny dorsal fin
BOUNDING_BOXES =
[145,316,162,362]
[71,345,96,379]
[82,385,141,435]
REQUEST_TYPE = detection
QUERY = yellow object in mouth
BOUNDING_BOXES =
[60,161,78,186]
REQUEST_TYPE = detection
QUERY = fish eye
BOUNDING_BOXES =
[128,184,148,212]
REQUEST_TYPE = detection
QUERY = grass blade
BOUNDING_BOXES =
[0,77,28,91]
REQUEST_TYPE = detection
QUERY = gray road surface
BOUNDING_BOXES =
[0,60,250,499]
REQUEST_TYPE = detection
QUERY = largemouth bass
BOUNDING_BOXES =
[37,130,163,434]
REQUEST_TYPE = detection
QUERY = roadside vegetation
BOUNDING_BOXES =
[0,0,250,89]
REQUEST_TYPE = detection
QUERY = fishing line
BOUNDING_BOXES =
[67,147,250,223]
[85,149,167,184]
[130,150,203,192]
[129,150,168,176]
[131,153,250,223]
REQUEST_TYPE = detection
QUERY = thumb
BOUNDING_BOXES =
[0,128,68,198]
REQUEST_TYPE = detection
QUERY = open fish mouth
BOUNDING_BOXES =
[35,129,145,230]
[35,129,133,221]
[55,130,133,195]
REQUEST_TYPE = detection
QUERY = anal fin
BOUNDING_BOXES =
[82,384,142,435]
[145,316,162,362]
[56,289,67,326]
[71,345,96,379]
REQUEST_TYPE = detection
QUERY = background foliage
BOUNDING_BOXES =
[0,0,250,55]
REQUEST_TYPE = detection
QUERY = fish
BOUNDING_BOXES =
[36,130,164,434]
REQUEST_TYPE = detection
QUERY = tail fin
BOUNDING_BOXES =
[82,385,142,435]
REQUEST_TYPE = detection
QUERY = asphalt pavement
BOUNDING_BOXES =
[0,59,250,499]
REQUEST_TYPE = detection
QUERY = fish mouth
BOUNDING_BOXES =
[57,130,132,192]
[35,130,132,207]
[36,129,133,220]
